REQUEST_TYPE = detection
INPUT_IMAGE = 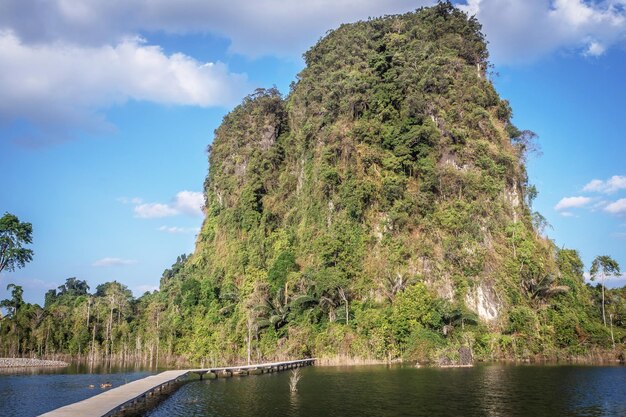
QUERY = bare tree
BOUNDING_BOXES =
[590,255,621,327]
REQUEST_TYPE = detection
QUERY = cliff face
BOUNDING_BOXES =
[172,3,600,362]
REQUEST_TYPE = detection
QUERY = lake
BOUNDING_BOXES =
[0,363,156,417]
[1,363,624,416]
[149,364,626,417]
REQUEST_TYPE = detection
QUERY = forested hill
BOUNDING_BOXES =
[2,3,624,364]
[169,2,620,362]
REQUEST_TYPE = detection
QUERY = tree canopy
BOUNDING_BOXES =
[0,212,34,275]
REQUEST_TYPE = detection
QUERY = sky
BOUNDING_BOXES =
[1,0,625,305]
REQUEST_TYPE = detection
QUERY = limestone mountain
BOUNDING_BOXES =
[152,3,610,362]
[2,3,621,365]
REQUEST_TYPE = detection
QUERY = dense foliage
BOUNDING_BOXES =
[0,212,33,274]
[1,3,624,364]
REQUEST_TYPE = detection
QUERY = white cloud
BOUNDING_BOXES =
[583,179,605,192]
[14,0,625,64]
[174,191,204,216]
[0,1,431,57]
[554,196,591,211]
[462,0,481,16]
[0,0,623,85]
[585,40,606,56]
[591,200,609,210]
[605,198,626,215]
[158,225,200,234]
[0,31,248,145]
[583,175,626,194]
[131,191,204,219]
[3,0,626,141]
[559,211,577,217]
[459,0,626,64]
[93,257,138,267]
[134,203,179,219]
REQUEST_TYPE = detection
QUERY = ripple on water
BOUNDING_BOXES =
[147,365,626,417]
[0,366,155,417]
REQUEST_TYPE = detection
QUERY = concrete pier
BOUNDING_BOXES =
[40,358,316,417]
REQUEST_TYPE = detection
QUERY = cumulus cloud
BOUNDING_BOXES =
[93,257,138,267]
[555,196,592,211]
[459,0,626,64]
[158,225,200,234]
[131,191,204,219]
[589,200,610,213]
[605,198,626,215]
[583,175,626,194]
[134,203,179,219]
[174,191,204,216]
[7,0,624,64]
[4,0,626,142]
[0,31,248,145]
[0,0,430,56]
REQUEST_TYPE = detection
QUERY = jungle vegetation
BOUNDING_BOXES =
[1,2,624,365]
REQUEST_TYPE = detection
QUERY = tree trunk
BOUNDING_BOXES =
[338,287,349,325]
[45,323,50,356]
[91,322,97,363]
[156,312,160,368]
[602,276,606,327]
[610,313,615,349]
[108,304,113,359]
[247,318,252,365]
[86,299,91,329]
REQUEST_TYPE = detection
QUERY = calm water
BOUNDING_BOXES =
[1,364,624,416]
[148,364,626,417]
[0,363,156,416]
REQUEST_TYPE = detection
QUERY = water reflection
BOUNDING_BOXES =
[148,364,626,417]
[0,362,157,417]
[290,389,301,415]
[2,363,624,417]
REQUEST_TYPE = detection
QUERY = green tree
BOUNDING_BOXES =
[0,284,26,355]
[44,289,58,308]
[391,283,441,346]
[0,283,24,317]
[590,255,621,327]
[0,213,34,275]
[57,277,90,297]
[95,281,134,358]
[267,251,297,294]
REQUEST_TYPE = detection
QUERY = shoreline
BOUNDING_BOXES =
[0,358,69,368]
[2,350,622,370]
[313,351,625,368]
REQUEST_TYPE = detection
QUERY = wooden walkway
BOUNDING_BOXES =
[40,358,316,417]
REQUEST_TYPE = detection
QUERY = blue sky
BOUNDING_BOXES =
[1,0,625,304]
